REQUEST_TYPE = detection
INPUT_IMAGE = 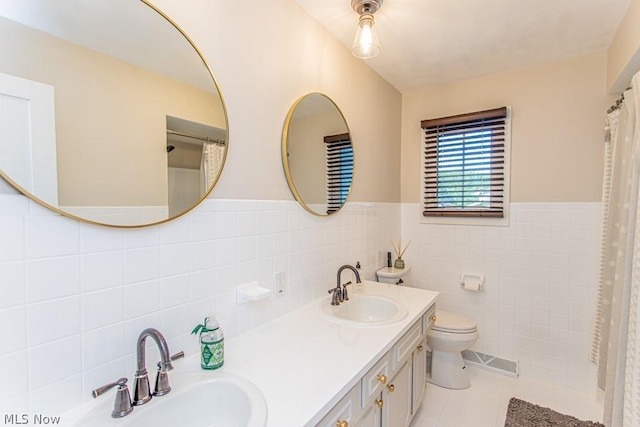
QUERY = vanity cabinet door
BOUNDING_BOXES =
[386,358,413,427]
[412,336,427,415]
[355,393,382,427]
[317,384,361,427]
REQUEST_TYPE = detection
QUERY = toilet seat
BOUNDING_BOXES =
[431,309,477,334]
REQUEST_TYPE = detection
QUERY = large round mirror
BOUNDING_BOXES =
[282,93,353,216]
[0,0,228,227]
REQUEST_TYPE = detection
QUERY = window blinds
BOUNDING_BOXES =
[325,133,353,214]
[421,107,507,218]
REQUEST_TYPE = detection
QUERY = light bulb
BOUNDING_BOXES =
[352,14,380,59]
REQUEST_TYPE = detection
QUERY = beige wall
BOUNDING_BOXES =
[9,0,623,207]
[401,52,613,203]
[151,0,403,203]
[607,0,640,93]
[0,17,225,207]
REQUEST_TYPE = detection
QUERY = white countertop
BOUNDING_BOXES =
[222,281,438,426]
[64,281,438,426]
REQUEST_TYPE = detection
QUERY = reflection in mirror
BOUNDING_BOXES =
[282,93,353,216]
[0,0,228,227]
[166,116,225,217]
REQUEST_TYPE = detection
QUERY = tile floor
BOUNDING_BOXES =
[411,366,603,427]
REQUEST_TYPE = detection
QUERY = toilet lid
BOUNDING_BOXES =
[432,309,477,333]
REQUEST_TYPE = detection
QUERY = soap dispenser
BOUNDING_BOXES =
[192,316,224,370]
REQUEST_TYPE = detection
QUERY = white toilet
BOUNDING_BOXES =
[375,267,479,389]
[427,309,478,389]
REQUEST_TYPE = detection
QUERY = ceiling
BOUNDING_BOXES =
[296,0,630,92]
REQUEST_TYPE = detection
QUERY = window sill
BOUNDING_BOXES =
[420,207,510,227]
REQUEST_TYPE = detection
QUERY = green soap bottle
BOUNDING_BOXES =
[192,316,224,370]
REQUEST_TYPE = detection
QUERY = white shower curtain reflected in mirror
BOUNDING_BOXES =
[593,72,640,427]
[200,141,223,193]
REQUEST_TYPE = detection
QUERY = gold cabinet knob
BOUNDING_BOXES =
[375,399,384,409]
[430,315,437,321]
[387,384,395,392]
[336,421,348,427]
[376,374,387,385]
[417,345,424,352]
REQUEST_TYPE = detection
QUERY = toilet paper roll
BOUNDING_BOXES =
[463,280,481,291]
[461,274,483,291]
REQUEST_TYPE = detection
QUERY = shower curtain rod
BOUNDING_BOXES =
[166,129,226,146]
[607,84,634,114]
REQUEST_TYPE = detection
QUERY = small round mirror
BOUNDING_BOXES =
[282,93,353,216]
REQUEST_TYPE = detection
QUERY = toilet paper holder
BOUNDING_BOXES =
[460,274,484,291]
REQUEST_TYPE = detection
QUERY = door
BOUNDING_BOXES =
[0,73,58,206]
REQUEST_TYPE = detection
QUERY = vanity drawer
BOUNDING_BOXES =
[423,303,436,334]
[317,384,361,427]
[392,320,423,371]
[361,351,391,408]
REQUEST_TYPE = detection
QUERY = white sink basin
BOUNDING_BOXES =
[73,371,267,427]
[320,294,408,326]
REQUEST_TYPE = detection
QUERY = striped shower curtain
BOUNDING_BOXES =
[593,73,640,427]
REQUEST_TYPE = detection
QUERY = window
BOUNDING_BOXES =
[421,107,510,221]
[325,133,353,214]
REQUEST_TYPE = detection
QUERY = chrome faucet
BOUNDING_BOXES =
[329,264,362,305]
[132,328,174,406]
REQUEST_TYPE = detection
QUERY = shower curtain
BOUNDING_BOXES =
[200,142,223,193]
[593,72,640,427]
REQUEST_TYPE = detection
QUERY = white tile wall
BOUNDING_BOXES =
[0,194,400,414]
[0,197,602,413]
[401,202,601,394]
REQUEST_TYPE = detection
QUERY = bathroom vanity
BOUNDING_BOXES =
[316,301,436,426]
[221,280,438,426]
[63,281,437,426]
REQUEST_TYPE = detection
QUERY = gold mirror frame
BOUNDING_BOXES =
[282,93,354,216]
[0,0,229,228]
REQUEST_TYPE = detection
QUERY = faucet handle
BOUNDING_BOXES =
[342,281,352,301]
[156,350,182,373]
[153,351,185,397]
[170,351,185,362]
[92,377,133,418]
[92,377,127,398]
[153,365,171,397]
[155,353,184,376]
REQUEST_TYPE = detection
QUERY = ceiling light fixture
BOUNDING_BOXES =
[351,0,383,59]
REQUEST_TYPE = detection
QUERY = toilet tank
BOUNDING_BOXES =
[376,266,411,285]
